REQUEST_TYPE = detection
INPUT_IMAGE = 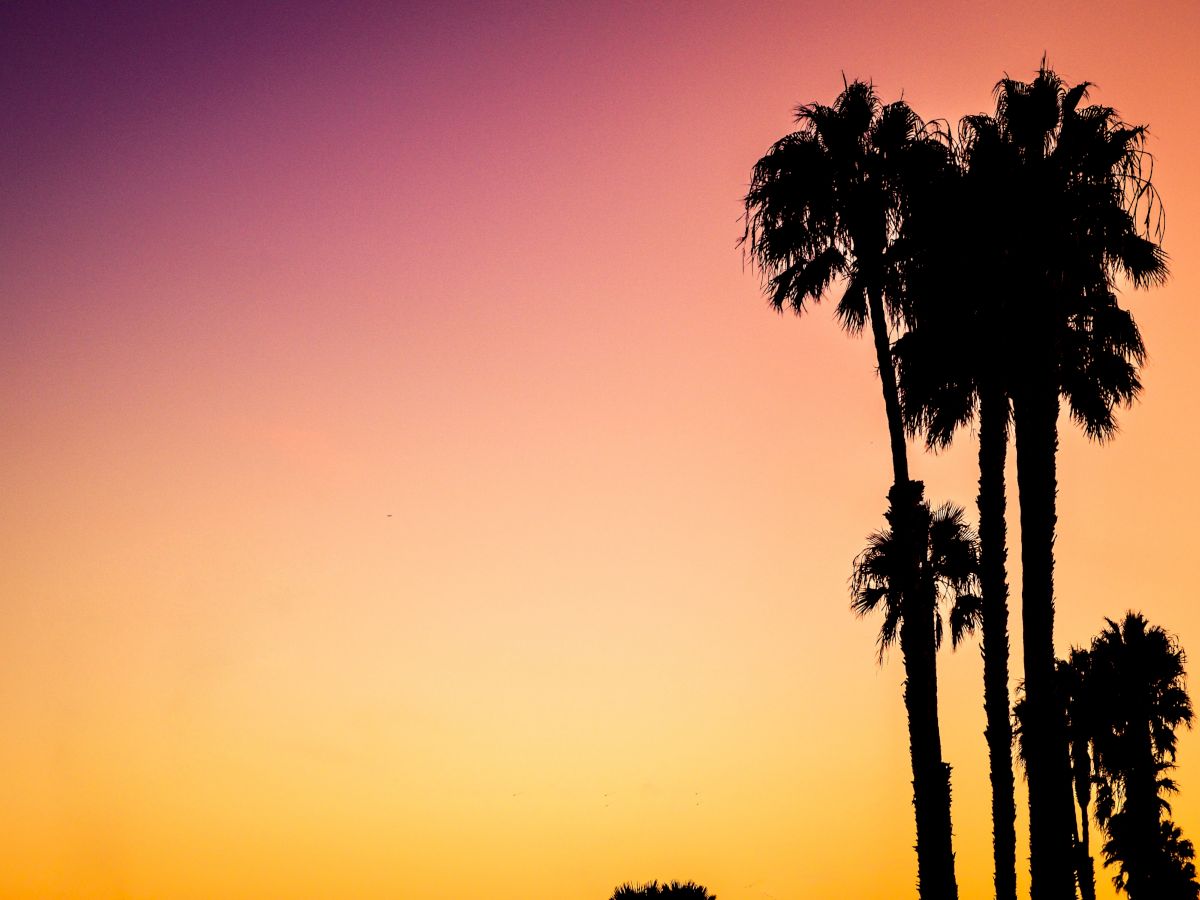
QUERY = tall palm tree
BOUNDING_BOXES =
[958,64,1168,900]
[893,157,1019,900]
[743,80,959,900]
[852,499,978,898]
[1088,613,1195,898]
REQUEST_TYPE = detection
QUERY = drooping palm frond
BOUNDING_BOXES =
[949,593,982,649]
[1059,294,1146,442]
[851,527,906,664]
[926,502,979,590]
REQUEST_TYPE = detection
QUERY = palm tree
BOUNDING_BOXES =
[744,79,959,899]
[1087,613,1195,898]
[852,499,978,899]
[958,64,1168,900]
[893,158,1020,900]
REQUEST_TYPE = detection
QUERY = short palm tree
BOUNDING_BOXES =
[1021,616,1199,899]
[852,499,979,899]
[959,64,1168,900]
[1088,613,1195,898]
[744,79,959,900]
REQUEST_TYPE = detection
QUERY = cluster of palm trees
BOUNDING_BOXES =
[742,62,1184,900]
[1016,613,1197,900]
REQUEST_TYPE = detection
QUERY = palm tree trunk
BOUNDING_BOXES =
[867,286,911,486]
[1073,750,1096,900]
[868,282,957,899]
[1012,378,1078,900]
[1127,728,1162,898]
[898,544,958,900]
[977,385,1018,900]
[1076,825,1096,900]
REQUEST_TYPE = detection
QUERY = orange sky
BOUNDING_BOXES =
[3,2,1199,897]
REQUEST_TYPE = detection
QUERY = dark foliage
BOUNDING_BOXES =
[959,61,1168,900]
[610,880,716,899]
[1017,614,1198,899]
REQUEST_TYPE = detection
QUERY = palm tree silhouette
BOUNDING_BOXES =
[743,79,959,900]
[1088,613,1195,898]
[852,500,980,660]
[893,153,1020,900]
[1017,616,1198,899]
[954,63,1168,900]
[852,498,979,898]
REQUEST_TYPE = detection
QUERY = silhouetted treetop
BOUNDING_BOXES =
[609,880,715,899]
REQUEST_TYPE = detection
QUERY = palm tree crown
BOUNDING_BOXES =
[959,68,1165,431]
[742,78,952,485]
[1090,616,1192,805]
[851,500,979,662]
[959,64,1169,900]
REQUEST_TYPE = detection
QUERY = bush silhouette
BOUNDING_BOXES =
[609,880,715,899]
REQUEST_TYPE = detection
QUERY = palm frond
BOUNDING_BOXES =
[949,593,982,648]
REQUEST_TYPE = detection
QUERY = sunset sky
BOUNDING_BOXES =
[4,2,1200,898]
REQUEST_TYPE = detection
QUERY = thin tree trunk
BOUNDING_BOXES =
[1127,726,1162,898]
[869,275,956,899]
[977,385,1018,900]
[1076,825,1096,900]
[1012,379,1078,900]
[1073,747,1096,900]
[868,287,911,486]
[1067,649,1096,899]
[896,490,958,900]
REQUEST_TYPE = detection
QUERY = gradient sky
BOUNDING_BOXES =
[3,2,1200,898]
